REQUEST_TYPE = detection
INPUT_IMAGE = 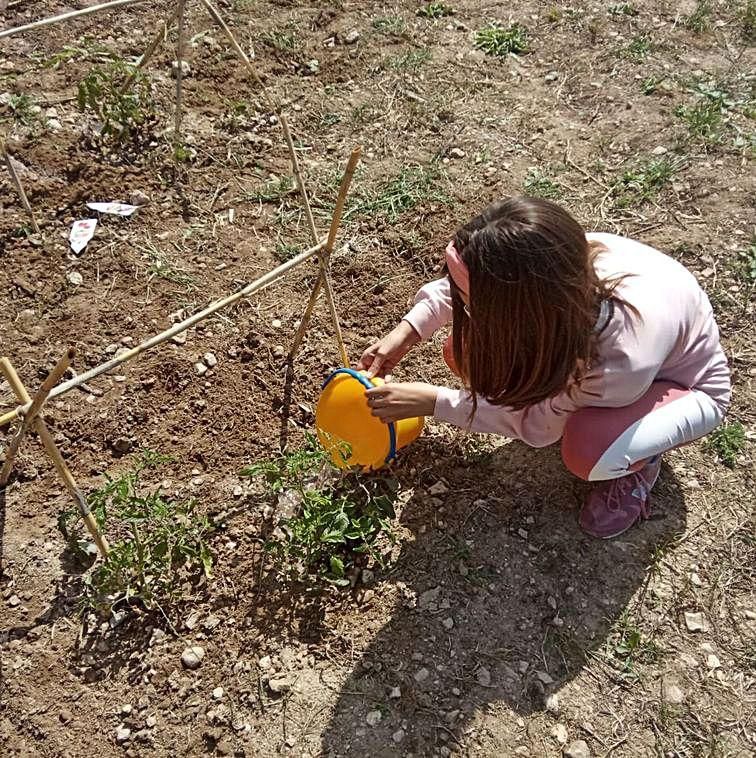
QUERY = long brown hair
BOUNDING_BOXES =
[450,197,622,412]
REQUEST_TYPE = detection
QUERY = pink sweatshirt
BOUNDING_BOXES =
[403,233,731,447]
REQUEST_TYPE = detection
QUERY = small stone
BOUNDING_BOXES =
[171,60,191,77]
[414,667,429,683]
[130,190,150,206]
[194,362,208,376]
[448,147,465,159]
[706,654,720,669]
[343,29,360,44]
[518,528,529,539]
[268,676,292,694]
[145,715,157,728]
[745,610,756,620]
[418,586,441,609]
[564,739,591,758]
[170,332,187,345]
[361,569,375,585]
[112,437,132,454]
[203,352,217,368]
[545,692,560,714]
[66,271,83,286]
[388,686,401,699]
[258,655,272,670]
[232,485,243,498]
[476,667,491,686]
[120,704,133,716]
[212,687,224,700]
[535,670,554,685]
[115,726,131,744]
[181,645,205,670]
[366,710,382,727]
[428,481,448,495]
[8,595,21,607]
[545,70,559,81]
[551,724,568,744]
[392,728,405,743]
[652,145,669,155]
[690,572,703,587]
[662,680,685,704]
[272,345,285,358]
[684,611,707,632]
[451,687,461,696]
[442,617,454,630]
[271,319,282,329]
[59,709,73,724]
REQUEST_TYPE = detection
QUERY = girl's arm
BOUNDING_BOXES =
[402,277,453,340]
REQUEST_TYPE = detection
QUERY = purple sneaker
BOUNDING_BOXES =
[579,455,662,539]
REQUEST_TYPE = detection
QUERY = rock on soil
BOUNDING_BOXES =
[181,645,205,670]
[564,739,592,758]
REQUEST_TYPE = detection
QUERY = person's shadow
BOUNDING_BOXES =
[319,435,687,756]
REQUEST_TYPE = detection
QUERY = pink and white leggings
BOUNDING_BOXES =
[561,381,723,481]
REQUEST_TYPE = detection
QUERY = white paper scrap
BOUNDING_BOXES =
[69,219,97,254]
[86,202,139,216]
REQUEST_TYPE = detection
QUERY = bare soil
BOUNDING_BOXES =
[1,1,754,757]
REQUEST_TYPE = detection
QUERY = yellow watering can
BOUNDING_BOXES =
[316,368,424,470]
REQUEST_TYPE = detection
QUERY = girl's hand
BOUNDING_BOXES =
[365,382,438,423]
[357,321,421,378]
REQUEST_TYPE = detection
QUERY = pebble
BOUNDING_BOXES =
[233,485,243,498]
[145,715,157,728]
[268,676,292,694]
[258,655,272,670]
[59,709,73,724]
[194,362,208,376]
[662,680,685,704]
[115,726,131,744]
[361,569,375,585]
[690,572,703,587]
[120,704,133,716]
[271,319,282,329]
[112,437,132,454]
[442,617,454,630]
[8,595,21,607]
[47,118,63,131]
[66,271,83,286]
[181,645,205,670]
[171,60,191,77]
[476,667,491,686]
[745,610,756,620]
[392,728,405,743]
[551,724,568,744]
[272,345,285,358]
[170,333,187,345]
[203,352,217,368]
[564,739,591,758]
[414,667,429,683]
[366,710,382,726]
[212,687,224,700]
[684,611,707,632]
[428,480,448,495]
[535,670,554,685]
[545,692,560,714]
[545,70,559,81]
[130,190,150,206]
[706,654,721,669]
[448,147,465,159]
[389,686,401,699]
[343,29,360,44]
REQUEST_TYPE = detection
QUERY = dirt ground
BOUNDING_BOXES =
[1,1,754,756]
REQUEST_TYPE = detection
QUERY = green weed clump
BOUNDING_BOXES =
[523,168,563,199]
[417,2,455,18]
[77,60,155,143]
[686,0,712,33]
[706,422,746,468]
[58,452,214,613]
[611,157,679,208]
[242,436,399,586]
[475,23,529,56]
[608,3,638,17]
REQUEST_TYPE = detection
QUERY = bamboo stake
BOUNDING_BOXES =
[0,239,329,427]
[174,0,186,150]
[0,0,144,39]
[289,147,362,364]
[199,0,318,242]
[118,3,181,97]
[2,140,41,236]
[0,359,109,557]
[0,348,74,486]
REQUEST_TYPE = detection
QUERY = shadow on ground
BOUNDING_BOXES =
[318,437,687,756]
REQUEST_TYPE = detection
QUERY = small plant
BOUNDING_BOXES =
[242,436,399,586]
[737,238,756,284]
[675,98,725,143]
[546,6,562,23]
[245,176,296,203]
[261,28,300,52]
[523,168,563,199]
[144,244,195,289]
[388,49,432,70]
[274,239,300,262]
[417,2,455,18]
[475,22,529,56]
[77,60,155,142]
[625,34,652,61]
[7,94,40,126]
[608,3,638,16]
[706,422,746,468]
[642,75,664,95]
[611,157,678,208]
[603,612,662,681]
[686,1,712,33]
[58,452,214,612]
[373,16,406,35]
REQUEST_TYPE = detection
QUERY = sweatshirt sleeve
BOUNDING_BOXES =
[403,277,453,341]
[433,387,578,448]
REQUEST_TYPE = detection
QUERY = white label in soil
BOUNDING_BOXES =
[86,202,139,216]
[69,219,97,254]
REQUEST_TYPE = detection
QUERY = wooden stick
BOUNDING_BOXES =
[0,239,329,426]
[118,3,180,96]
[199,0,318,243]
[174,0,186,149]
[2,141,41,235]
[0,348,74,486]
[0,359,110,557]
[289,147,362,364]
[0,0,144,39]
